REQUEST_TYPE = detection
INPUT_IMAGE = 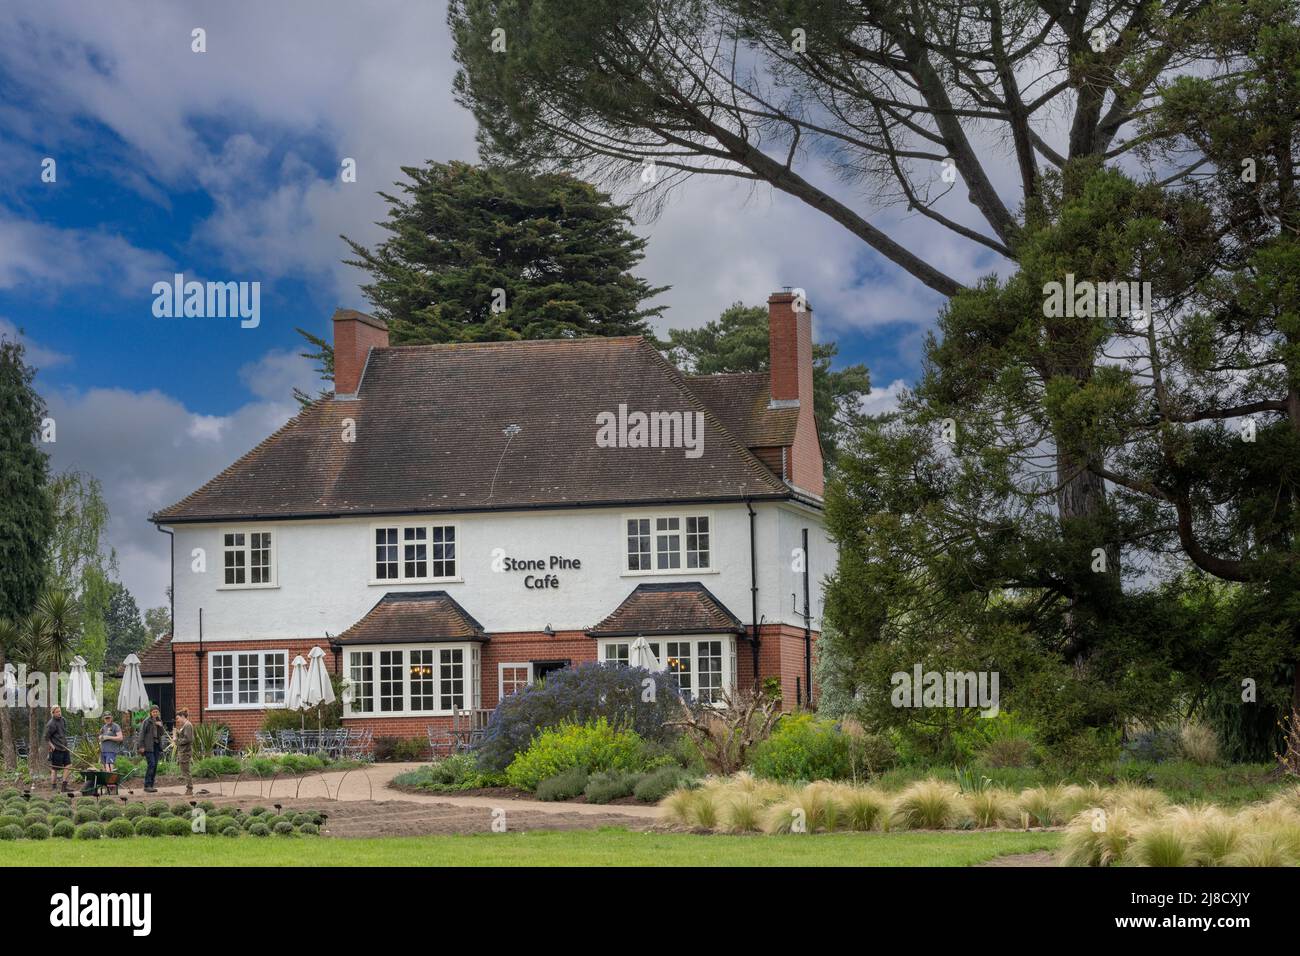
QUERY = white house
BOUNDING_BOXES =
[152,291,835,745]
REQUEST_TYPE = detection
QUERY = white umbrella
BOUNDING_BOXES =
[628,637,664,672]
[285,655,309,712]
[64,655,98,715]
[117,653,151,711]
[304,646,336,708]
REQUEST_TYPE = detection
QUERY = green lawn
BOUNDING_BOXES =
[0,828,1060,867]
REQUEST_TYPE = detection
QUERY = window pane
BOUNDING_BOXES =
[432,525,456,578]
[237,653,259,704]
[211,654,233,705]
[501,665,529,697]
[349,652,374,714]
[375,528,398,579]
[686,516,710,569]
[250,532,272,584]
[439,647,464,711]
[626,518,650,571]
[602,643,629,666]
[380,650,404,712]
[404,526,428,579]
[666,642,692,696]
[697,640,723,703]
[409,648,435,711]
[224,542,246,585]
[655,517,681,570]
[262,652,285,704]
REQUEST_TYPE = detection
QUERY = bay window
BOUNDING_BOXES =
[597,636,734,704]
[342,644,481,716]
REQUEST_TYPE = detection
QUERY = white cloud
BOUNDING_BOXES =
[0,317,71,369]
[859,378,909,417]
[0,215,174,294]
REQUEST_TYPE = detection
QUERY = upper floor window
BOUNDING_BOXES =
[373,523,457,582]
[625,514,711,573]
[222,530,275,587]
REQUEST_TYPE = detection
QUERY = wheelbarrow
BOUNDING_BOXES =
[78,770,121,796]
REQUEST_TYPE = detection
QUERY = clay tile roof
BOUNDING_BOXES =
[685,372,800,448]
[152,337,792,523]
[586,582,747,638]
[117,635,173,678]
[335,591,488,645]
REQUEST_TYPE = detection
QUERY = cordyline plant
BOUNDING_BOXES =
[670,688,782,776]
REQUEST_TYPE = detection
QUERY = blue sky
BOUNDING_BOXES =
[0,1,999,607]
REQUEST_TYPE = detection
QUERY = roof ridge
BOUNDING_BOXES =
[378,335,647,352]
[638,340,789,495]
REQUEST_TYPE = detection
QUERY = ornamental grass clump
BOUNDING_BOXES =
[762,781,841,834]
[966,786,1018,829]
[890,779,967,830]
[831,784,889,832]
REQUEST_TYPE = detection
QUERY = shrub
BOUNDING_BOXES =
[980,737,1035,769]
[162,817,191,836]
[394,754,494,792]
[246,757,278,778]
[633,766,696,803]
[273,821,295,835]
[749,714,855,782]
[74,822,103,840]
[1122,726,1182,764]
[505,719,646,791]
[297,822,319,835]
[249,806,268,816]
[1179,724,1220,766]
[477,661,683,772]
[193,756,241,778]
[24,822,49,840]
[247,822,271,837]
[0,814,20,830]
[52,820,76,839]
[199,801,216,813]
[207,816,235,836]
[220,825,242,837]
[146,801,169,817]
[47,803,73,818]
[73,807,99,824]
[584,771,640,804]
[276,754,327,774]
[122,802,147,819]
[0,788,16,800]
[22,812,45,828]
[98,804,122,821]
[535,767,590,801]
[106,818,136,839]
[134,817,164,837]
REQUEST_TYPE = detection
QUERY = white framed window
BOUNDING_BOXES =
[371,523,458,583]
[597,636,734,704]
[208,650,287,709]
[221,529,276,588]
[342,643,480,717]
[498,662,533,699]
[623,513,713,574]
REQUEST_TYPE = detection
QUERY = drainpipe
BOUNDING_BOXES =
[802,527,812,710]
[155,522,175,694]
[746,500,760,689]
[196,608,204,725]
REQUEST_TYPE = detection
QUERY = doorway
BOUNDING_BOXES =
[531,659,570,682]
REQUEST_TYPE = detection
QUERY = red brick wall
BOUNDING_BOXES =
[332,311,389,394]
[175,626,821,748]
[767,291,825,496]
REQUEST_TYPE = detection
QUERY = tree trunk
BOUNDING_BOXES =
[0,646,14,771]
[27,706,44,777]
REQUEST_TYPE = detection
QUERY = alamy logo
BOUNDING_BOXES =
[595,404,704,459]
[1042,273,1151,320]
[890,665,1000,717]
[50,886,151,936]
[151,273,261,328]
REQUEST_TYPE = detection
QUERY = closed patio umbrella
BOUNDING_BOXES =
[117,653,151,712]
[628,637,664,672]
[64,655,98,715]
[304,646,336,709]
[285,655,308,712]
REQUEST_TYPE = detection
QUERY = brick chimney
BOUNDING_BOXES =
[332,308,388,396]
[768,289,824,495]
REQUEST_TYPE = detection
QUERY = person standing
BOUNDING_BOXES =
[173,708,195,795]
[98,712,124,772]
[137,705,164,792]
[45,705,72,791]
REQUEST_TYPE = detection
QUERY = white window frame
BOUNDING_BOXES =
[207,650,288,709]
[218,528,278,589]
[369,521,461,585]
[341,643,480,717]
[621,511,715,576]
[497,662,534,700]
[596,635,735,704]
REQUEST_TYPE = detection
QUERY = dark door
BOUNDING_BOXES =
[532,660,570,681]
[146,682,175,725]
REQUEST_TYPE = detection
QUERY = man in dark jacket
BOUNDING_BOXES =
[137,705,164,792]
[44,705,71,791]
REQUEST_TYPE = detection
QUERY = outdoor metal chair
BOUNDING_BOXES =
[254,730,279,754]
[426,726,454,759]
[277,729,300,753]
